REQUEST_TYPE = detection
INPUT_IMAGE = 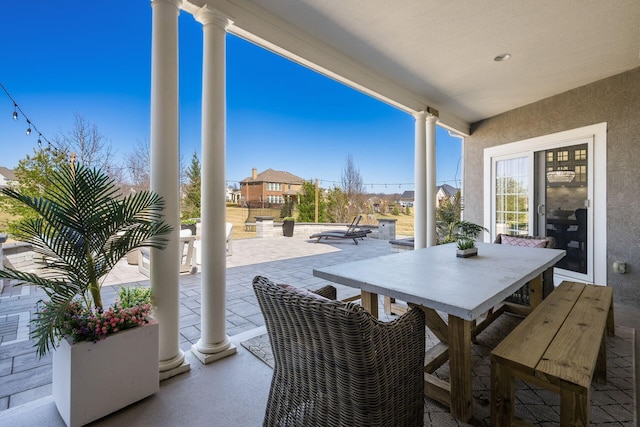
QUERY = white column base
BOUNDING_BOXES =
[159,361,191,382]
[191,342,237,365]
[158,350,190,381]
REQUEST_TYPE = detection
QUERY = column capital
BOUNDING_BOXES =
[413,110,427,121]
[426,114,438,124]
[194,5,233,29]
[151,0,183,10]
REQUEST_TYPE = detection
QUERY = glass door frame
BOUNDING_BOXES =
[483,123,607,285]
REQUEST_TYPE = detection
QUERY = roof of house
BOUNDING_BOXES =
[437,184,459,197]
[0,167,16,180]
[400,185,459,201]
[399,190,414,200]
[240,168,306,184]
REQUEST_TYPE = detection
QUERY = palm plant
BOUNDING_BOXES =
[0,164,171,356]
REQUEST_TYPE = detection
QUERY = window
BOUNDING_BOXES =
[494,157,529,236]
[557,151,569,161]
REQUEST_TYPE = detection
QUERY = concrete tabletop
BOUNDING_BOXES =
[313,242,565,320]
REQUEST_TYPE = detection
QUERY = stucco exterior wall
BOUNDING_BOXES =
[463,67,640,305]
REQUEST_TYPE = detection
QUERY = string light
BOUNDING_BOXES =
[226,177,455,191]
[1,81,66,156]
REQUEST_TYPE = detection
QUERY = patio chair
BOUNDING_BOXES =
[494,233,556,306]
[309,215,371,245]
[253,275,425,427]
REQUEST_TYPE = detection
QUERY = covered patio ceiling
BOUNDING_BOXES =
[183,0,640,135]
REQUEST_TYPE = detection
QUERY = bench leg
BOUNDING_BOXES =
[560,388,589,427]
[594,331,607,384]
[607,295,615,337]
[491,359,514,427]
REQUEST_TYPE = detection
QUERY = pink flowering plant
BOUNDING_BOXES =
[59,287,153,344]
[0,165,171,356]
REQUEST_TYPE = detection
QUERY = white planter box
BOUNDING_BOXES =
[456,247,478,258]
[52,321,159,427]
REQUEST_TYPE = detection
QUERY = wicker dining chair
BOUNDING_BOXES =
[252,275,425,427]
[494,233,556,306]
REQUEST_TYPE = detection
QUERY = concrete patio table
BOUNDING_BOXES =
[313,242,565,422]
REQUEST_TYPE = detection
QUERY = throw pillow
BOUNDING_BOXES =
[501,235,548,248]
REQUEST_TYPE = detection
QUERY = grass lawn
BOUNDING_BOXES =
[376,210,414,237]
[0,210,19,243]
[226,206,256,239]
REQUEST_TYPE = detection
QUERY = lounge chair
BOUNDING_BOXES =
[309,215,371,245]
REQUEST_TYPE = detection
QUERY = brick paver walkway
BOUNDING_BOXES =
[0,235,392,410]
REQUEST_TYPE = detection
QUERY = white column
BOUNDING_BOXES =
[191,5,237,364]
[413,111,427,249]
[426,114,438,247]
[150,0,189,379]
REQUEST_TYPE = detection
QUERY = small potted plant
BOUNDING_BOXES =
[180,218,197,235]
[282,216,295,237]
[456,237,478,258]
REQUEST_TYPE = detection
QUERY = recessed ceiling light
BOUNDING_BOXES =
[494,53,511,62]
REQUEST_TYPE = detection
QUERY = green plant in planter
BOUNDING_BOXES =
[180,219,196,225]
[457,237,476,250]
[282,217,295,222]
[439,220,487,244]
[0,165,171,356]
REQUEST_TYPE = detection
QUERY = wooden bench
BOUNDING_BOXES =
[491,281,614,426]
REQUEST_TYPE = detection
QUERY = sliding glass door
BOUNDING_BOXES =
[537,143,589,275]
[485,128,603,284]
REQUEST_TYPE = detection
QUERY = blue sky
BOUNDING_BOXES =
[0,1,461,194]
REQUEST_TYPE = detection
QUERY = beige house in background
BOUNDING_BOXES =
[400,184,459,208]
[0,167,15,189]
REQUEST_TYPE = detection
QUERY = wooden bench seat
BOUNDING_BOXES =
[491,281,614,426]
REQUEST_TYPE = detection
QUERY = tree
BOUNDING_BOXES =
[338,154,369,220]
[297,181,327,222]
[341,153,364,198]
[325,186,351,223]
[436,191,462,243]
[435,191,486,243]
[55,113,114,171]
[2,147,68,236]
[125,139,151,191]
[181,151,201,219]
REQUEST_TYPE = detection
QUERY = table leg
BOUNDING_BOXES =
[361,291,378,319]
[448,315,473,422]
[529,274,543,310]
